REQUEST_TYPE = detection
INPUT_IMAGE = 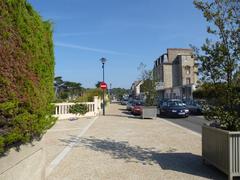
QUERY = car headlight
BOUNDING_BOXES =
[185,109,189,112]
[172,110,177,112]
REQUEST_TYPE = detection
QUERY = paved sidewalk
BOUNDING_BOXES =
[45,104,226,180]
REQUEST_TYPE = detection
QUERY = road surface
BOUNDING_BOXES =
[160,115,210,135]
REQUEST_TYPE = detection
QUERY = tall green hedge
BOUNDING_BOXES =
[0,0,55,153]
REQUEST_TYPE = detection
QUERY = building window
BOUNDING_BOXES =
[185,66,191,75]
[186,78,191,85]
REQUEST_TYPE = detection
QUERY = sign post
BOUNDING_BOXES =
[100,82,107,115]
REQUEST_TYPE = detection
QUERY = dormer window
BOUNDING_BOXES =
[185,66,191,75]
[163,54,168,63]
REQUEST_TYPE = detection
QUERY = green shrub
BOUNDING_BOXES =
[194,83,240,131]
[0,137,4,154]
[69,104,88,115]
[0,0,55,154]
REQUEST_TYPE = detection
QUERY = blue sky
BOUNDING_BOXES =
[27,0,208,89]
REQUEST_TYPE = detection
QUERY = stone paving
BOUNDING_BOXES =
[45,103,226,180]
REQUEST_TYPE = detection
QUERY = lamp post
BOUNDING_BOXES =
[110,83,112,104]
[100,57,107,115]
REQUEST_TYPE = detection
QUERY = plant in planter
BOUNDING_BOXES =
[193,0,240,179]
[138,63,157,119]
[69,104,88,119]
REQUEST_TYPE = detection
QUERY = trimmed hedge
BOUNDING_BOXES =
[69,104,88,116]
[0,0,55,153]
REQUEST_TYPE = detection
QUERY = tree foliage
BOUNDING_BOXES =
[95,81,101,88]
[54,76,84,101]
[233,69,240,84]
[110,88,129,100]
[138,63,157,106]
[77,88,103,102]
[0,0,55,153]
[193,0,240,131]
[193,0,240,85]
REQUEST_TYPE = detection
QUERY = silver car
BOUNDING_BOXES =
[126,100,134,111]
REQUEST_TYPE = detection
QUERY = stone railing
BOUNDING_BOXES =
[53,96,102,120]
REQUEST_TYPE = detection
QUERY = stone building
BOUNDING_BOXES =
[153,48,198,99]
[130,80,144,98]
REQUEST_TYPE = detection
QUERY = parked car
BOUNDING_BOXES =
[126,100,134,111]
[131,101,144,115]
[157,99,169,108]
[160,99,189,118]
[157,99,169,114]
[121,99,128,105]
[183,99,203,115]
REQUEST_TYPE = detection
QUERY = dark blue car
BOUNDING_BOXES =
[160,99,190,118]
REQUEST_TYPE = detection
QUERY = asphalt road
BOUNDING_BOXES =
[159,115,210,135]
[117,102,210,135]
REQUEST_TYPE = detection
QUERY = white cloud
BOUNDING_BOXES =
[55,42,137,57]
[54,32,97,37]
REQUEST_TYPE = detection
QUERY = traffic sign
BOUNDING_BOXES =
[100,82,107,90]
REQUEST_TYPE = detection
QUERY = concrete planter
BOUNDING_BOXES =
[202,125,240,180]
[141,106,157,119]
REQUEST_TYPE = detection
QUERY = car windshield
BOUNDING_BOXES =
[168,101,184,107]
[135,102,143,106]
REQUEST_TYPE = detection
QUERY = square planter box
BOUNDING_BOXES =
[141,106,157,119]
[202,125,240,180]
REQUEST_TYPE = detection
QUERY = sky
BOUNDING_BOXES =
[27,0,209,89]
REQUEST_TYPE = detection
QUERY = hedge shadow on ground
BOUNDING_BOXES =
[59,136,226,179]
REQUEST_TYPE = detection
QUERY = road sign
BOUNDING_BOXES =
[100,82,107,90]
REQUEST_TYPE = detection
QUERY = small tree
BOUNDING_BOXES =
[193,0,240,131]
[138,63,157,106]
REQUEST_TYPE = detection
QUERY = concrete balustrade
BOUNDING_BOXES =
[53,96,101,120]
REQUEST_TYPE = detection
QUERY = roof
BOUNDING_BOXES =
[167,48,192,51]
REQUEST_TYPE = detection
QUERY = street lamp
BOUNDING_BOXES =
[109,83,112,104]
[100,57,107,115]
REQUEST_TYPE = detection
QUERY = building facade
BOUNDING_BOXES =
[130,80,146,100]
[131,80,143,97]
[153,48,198,99]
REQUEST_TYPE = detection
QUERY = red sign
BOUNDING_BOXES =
[100,82,107,90]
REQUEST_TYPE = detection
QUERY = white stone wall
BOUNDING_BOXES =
[53,96,101,120]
